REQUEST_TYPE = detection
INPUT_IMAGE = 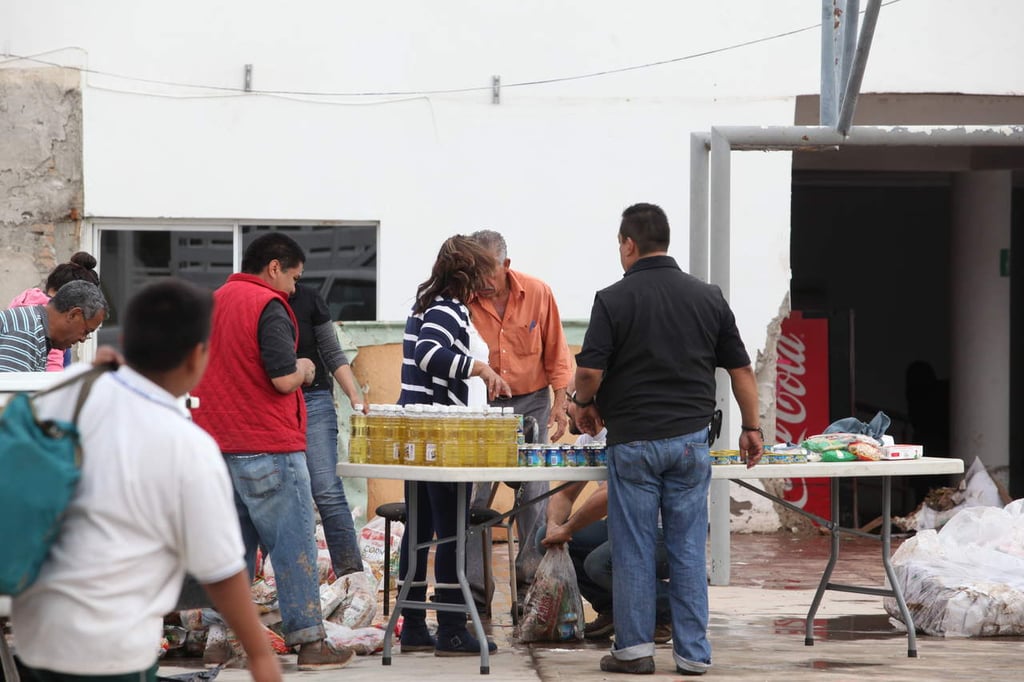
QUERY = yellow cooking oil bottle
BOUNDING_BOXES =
[349,404,367,464]
[366,404,385,464]
[438,405,460,466]
[484,406,504,467]
[422,405,441,466]
[453,406,473,466]
[403,404,424,465]
[502,407,519,466]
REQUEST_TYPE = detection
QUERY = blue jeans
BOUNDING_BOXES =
[304,389,363,576]
[224,452,324,647]
[534,521,671,623]
[607,429,712,674]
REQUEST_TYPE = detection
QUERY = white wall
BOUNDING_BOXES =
[6,0,1024,338]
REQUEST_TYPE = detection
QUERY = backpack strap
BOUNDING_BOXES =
[33,362,118,425]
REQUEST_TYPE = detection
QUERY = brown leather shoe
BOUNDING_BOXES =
[297,639,355,670]
[600,655,655,674]
[653,623,672,644]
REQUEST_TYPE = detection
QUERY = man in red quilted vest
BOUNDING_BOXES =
[192,232,354,670]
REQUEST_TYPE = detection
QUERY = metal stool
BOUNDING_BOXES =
[374,502,407,616]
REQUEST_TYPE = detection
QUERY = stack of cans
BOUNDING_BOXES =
[517,443,607,467]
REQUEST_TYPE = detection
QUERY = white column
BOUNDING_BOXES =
[950,171,1011,474]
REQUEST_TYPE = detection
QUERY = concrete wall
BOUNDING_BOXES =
[0,67,84,305]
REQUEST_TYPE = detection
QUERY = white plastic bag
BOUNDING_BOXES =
[358,515,403,592]
[885,501,1024,636]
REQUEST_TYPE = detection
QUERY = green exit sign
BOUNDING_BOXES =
[1001,248,1010,277]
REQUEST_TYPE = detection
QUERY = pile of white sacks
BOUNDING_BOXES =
[885,498,1024,637]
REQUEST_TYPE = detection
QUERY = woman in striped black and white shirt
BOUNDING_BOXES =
[396,235,511,656]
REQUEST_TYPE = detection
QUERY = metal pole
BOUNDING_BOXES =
[840,0,860,89]
[709,125,1024,150]
[689,132,710,281]
[819,0,839,126]
[836,0,882,136]
[708,127,733,585]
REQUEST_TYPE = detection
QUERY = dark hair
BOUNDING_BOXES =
[46,251,99,291]
[50,280,107,318]
[123,279,213,372]
[413,236,493,314]
[620,202,670,255]
[241,233,305,274]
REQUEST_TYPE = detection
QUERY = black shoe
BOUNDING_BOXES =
[434,628,498,657]
[400,624,436,653]
[600,655,655,675]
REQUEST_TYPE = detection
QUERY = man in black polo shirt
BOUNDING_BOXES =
[571,202,763,676]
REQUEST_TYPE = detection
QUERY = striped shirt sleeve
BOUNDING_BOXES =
[414,301,474,380]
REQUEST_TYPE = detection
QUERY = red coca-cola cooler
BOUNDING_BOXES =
[775,311,833,521]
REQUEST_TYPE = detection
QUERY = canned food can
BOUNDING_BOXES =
[561,444,577,467]
[593,446,607,466]
[524,447,544,467]
[545,444,565,467]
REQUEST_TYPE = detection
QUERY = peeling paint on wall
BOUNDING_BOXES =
[0,67,84,304]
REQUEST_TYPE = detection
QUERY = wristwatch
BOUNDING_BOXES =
[741,424,765,440]
[569,391,595,408]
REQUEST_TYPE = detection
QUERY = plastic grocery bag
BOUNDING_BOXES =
[518,545,584,642]
[358,515,404,592]
[885,500,1024,636]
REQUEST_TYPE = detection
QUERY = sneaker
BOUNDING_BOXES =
[296,639,355,670]
[434,629,498,657]
[400,624,437,653]
[653,623,672,644]
[600,654,655,675]
[583,612,615,640]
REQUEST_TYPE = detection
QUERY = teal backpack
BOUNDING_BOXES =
[0,365,110,596]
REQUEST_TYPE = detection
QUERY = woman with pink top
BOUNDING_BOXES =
[10,251,101,371]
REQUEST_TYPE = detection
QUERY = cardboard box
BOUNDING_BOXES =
[882,444,923,460]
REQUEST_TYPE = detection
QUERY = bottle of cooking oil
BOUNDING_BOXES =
[484,406,504,467]
[468,406,487,467]
[391,405,407,464]
[436,405,454,466]
[403,404,424,465]
[349,404,368,464]
[366,404,385,464]
[502,407,519,466]
[450,406,469,466]
[422,405,440,466]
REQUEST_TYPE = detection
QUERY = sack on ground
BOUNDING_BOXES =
[326,571,377,628]
[518,545,584,642]
[323,621,385,655]
[358,515,403,592]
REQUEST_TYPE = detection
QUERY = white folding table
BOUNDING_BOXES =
[339,456,964,672]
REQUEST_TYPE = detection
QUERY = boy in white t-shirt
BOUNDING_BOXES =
[12,279,281,682]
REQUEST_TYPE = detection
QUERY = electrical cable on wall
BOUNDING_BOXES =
[0,0,905,101]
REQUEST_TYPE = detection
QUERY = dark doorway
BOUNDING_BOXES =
[790,171,953,518]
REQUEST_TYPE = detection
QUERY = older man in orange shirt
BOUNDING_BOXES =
[466,229,573,615]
